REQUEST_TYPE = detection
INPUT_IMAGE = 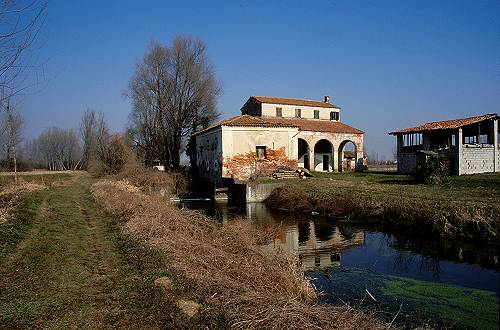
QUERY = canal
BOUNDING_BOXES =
[179,199,499,329]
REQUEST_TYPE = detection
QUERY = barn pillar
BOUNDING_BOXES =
[494,119,498,172]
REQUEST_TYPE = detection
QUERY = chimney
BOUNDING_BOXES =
[324,95,330,103]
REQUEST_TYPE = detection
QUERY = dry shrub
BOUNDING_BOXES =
[114,162,188,197]
[90,180,384,329]
[89,134,132,177]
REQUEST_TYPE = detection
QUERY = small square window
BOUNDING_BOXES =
[256,146,266,159]
[295,108,301,118]
[314,110,319,119]
[276,107,282,117]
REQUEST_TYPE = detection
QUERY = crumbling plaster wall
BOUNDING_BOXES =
[195,128,223,184]
[221,126,299,180]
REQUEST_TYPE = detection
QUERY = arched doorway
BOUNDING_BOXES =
[298,138,310,170]
[314,139,333,172]
[338,140,357,172]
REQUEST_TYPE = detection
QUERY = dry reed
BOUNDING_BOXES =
[90,179,385,329]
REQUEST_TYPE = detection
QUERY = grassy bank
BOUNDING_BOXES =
[0,173,224,329]
[91,177,385,329]
[264,172,500,243]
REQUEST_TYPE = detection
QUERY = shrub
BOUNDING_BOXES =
[417,154,450,185]
[89,134,132,177]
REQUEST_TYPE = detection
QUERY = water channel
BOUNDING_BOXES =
[179,199,499,329]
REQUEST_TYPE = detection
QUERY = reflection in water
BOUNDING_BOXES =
[261,220,364,271]
[179,199,499,293]
[180,199,500,328]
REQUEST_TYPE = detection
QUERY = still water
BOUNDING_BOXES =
[180,200,500,329]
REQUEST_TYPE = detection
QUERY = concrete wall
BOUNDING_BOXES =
[261,102,340,121]
[397,152,418,174]
[460,146,495,174]
[246,182,287,202]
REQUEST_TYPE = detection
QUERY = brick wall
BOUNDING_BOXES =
[460,146,495,174]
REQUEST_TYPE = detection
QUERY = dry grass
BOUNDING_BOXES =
[0,180,47,224]
[265,183,500,242]
[90,179,385,329]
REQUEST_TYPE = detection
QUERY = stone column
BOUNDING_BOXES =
[308,145,315,171]
[332,146,338,172]
[458,128,463,175]
[494,119,498,172]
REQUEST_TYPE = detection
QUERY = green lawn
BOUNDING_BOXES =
[0,173,225,329]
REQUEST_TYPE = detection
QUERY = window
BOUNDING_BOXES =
[256,146,266,159]
[330,111,339,121]
[314,110,319,119]
[276,107,282,117]
[295,108,301,118]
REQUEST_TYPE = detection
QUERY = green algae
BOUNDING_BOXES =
[382,276,499,329]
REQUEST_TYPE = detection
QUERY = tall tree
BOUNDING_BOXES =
[79,109,109,169]
[0,100,23,179]
[0,0,47,104]
[127,36,221,169]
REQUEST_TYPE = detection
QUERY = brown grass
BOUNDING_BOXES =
[90,178,385,329]
[265,185,499,242]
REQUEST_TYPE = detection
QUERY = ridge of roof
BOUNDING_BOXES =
[250,96,341,109]
[389,113,499,135]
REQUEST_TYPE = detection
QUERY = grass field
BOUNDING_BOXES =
[0,172,225,329]
[264,172,500,242]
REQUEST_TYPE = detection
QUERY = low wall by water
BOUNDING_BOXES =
[227,181,288,203]
[246,182,287,202]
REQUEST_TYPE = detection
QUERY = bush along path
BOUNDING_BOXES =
[0,173,222,329]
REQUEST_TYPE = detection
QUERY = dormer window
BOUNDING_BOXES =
[276,107,282,117]
[330,111,339,121]
[295,108,301,118]
[314,110,319,119]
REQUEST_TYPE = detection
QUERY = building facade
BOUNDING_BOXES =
[389,114,500,175]
[192,96,364,185]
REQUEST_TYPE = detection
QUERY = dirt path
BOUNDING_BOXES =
[0,175,179,329]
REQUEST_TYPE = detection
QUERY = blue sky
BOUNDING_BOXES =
[21,0,500,158]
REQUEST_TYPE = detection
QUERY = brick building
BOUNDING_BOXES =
[191,96,364,185]
[389,114,500,175]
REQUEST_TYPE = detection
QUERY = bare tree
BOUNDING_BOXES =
[127,36,221,169]
[0,100,23,179]
[0,0,47,105]
[79,109,109,169]
[29,127,81,171]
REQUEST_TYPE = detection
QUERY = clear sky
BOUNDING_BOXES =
[21,0,500,159]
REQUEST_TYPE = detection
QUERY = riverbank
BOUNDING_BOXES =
[0,173,227,328]
[0,171,385,329]
[264,172,500,243]
[90,173,386,329]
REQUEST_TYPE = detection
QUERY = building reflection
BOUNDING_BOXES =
[261,220,364,271]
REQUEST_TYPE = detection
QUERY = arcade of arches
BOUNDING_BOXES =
[297,135,364,172]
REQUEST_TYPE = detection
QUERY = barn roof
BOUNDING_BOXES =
[249,96,340,109]
[388,113,499,135]
[193,115,363,135]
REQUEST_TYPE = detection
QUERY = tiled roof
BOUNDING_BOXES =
[261,117,363,134]
[193,115,363,135]
[251,96,340,109]
[389,114,499,135]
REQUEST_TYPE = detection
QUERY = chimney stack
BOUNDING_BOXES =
[324,95,330,103]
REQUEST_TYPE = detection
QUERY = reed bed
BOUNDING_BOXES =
[91,179,384,329]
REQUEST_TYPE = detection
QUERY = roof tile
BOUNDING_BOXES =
[389,114,499,135]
